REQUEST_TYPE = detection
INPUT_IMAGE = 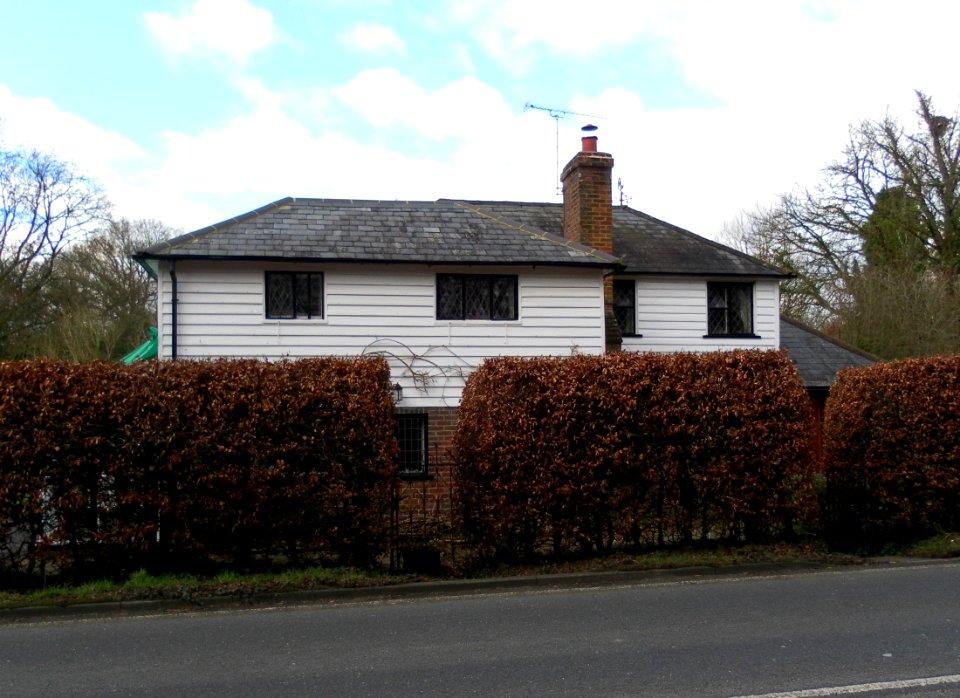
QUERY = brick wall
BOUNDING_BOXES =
[396,406,459,522]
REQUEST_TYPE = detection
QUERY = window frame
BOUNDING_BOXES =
[264,271,324,320]
[435,273,518,321]
[613,279,640,337]
[395,413,429,479]
[704,281,759,338]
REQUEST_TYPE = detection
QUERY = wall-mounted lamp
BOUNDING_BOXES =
[393,382,403,403]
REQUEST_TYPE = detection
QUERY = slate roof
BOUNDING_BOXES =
[139,197,788,278]
[137,197,618,269]
[461,201,788,278]
[779,316,876,388]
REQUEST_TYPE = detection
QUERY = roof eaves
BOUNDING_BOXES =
[126,253,619,269]
[618,269,790,279]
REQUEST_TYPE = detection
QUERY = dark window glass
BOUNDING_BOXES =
[436,275,463,320]
[396,414,428,476]
[266,272,323,319]
[491,276,516,320]
[613,280,636,336]
[464,276,490,319]
[266,273,295,318]
[436,274,518,321]
[707,282,753,335]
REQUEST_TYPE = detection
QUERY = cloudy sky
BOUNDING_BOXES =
[2,0,958,240]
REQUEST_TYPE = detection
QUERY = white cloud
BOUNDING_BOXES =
[431,0,960,236]
[0,85,146,186]
[145,0,277,64]
[444,0,671,75]
[335,68,514,140]
[110,71,562,230]
[448,1,960,122]
[12,0,960,244]
[338,22,406,53]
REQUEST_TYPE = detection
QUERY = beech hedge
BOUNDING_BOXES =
[454,351,813,561]
[0,358,397,581]
[824,355,960,548]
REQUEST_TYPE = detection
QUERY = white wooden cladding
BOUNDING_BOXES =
[623,277,780,352]
[156,263,780,407]
[156,261,606,407]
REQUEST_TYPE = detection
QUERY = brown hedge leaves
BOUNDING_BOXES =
[824,355,960,548]
[454,350,813,561]
[0,358,397,580]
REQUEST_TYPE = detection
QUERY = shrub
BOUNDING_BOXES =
[824,355,960,549]
[455,350,812,561]
[0,357,397,582]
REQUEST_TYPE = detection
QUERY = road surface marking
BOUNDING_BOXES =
[730,673,960,697]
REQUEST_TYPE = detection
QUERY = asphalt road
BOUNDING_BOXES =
[2,561,959,697]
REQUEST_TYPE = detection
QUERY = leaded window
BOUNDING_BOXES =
[436,274,517,321]
[265,272,323,319]
[706,282,753,336]
[613,280,637,336]
[396,413,428,477]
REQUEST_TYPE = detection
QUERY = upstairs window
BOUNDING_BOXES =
[265,272,323,319]
[396,413,428,477]
[613,280,637,336]
[706,282,754,336]
[436,274,518,321]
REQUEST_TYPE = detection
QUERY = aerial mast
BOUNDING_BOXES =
[524,103,605,196]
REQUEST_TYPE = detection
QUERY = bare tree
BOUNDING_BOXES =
[838,265,960,359]
[724,91,960,357]
[723,199,860,327]
[0,145,108,357]
[38,218,175,360]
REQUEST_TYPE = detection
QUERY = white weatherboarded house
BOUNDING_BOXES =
[135,135,799,481]
[135,198,618,409]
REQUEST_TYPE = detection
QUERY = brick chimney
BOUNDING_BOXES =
[562,128,613,252]
[561,128,621,352]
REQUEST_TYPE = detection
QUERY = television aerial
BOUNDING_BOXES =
[524,103,605,196]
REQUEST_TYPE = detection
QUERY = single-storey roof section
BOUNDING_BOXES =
[136,197,620,269]
[779,316,877,388]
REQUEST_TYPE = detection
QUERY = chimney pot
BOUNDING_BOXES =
[581,135,598,152]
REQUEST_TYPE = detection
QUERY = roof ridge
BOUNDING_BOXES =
[442,199,561,208]
[449,200,619,265]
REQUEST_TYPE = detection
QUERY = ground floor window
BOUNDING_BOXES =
[395,413,428,477]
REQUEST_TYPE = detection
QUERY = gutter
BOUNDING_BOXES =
[170,262,178,360]
[132,255,159,280]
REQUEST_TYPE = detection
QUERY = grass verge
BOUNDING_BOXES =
[1,535,956,611]
[899,532,960,558]
[0,566,416,610]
